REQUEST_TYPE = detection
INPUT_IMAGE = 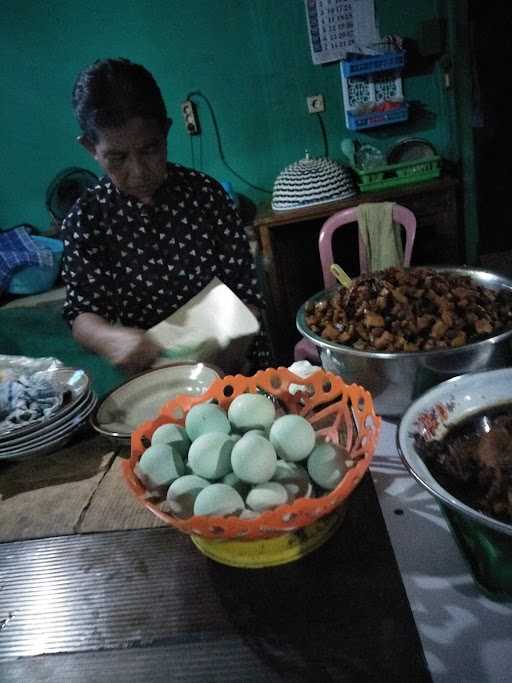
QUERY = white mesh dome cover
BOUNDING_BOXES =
[272,156,357,211]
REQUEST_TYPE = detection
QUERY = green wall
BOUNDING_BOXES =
[1,0,461,232]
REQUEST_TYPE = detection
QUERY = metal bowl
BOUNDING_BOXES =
[397,368,512,598]
[397,367,512,537]
[296,267,512,417]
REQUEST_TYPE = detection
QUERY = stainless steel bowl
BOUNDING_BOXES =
[296,267,512,417]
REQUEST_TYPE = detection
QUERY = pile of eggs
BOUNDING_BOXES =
[135,393,350,519]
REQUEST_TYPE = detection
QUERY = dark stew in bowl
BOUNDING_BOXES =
[415,404,512,524]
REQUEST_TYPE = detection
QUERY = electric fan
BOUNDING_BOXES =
[46,167,98,222]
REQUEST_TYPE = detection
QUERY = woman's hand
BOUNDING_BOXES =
[99,327,162,372]
[72,313,162,373]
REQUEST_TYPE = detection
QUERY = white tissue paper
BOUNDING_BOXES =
[146,277,260,373]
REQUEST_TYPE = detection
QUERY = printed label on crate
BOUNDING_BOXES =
[340,55,407,130]
[304,0,379,65]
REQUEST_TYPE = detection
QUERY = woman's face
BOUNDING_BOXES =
[82,117,169,203]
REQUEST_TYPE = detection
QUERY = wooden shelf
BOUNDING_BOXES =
[255,177,458,227]
[252,176,462,365]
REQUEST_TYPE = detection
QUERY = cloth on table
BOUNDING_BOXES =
[357,202,404,272]
[0,226,53,290]
[0,374,61,431]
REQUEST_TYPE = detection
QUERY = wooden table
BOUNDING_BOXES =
[0,428,431,681]
[251,177,461,365]
[372,420,512,683]
[0,432,163,543]
[1,423,510,681]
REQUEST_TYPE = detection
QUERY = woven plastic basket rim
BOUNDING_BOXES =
[342,50,406,77]
[123,367,381,540]
[348,104,408,122]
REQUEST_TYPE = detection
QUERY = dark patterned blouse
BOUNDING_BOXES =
[60,163,271,367]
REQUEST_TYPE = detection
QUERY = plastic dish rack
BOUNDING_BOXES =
[341,50,408,131]
[353,156,441,192]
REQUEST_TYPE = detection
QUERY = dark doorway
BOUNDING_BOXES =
[470,2,512,263]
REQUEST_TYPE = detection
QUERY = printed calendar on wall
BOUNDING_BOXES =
[305,0,379,65]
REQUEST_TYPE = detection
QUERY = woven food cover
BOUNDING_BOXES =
[272,155,357,211]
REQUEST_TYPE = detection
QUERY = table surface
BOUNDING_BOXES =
[373,420,512,683]
[0,432,430,682]
[0,421,510,682]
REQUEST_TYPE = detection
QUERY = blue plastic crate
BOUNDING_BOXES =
[347,103,409,131]
[341,50,406,78]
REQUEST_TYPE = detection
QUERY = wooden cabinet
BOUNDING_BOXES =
[251,177,461,365]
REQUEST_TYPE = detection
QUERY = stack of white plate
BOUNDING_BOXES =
[0,367,97,461]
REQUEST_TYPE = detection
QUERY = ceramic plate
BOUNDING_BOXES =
[0,392,98,460]
[0,367,90,441]
[0,390,97,452]
[0,426,85,462]
[1,388,93,448]
[387,137,437,164]
[91,362,221,440]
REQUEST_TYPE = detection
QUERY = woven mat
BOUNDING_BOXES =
[0,432,164,542]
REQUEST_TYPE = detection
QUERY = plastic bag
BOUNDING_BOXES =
[0,355,63,382]
[0,373,62,430]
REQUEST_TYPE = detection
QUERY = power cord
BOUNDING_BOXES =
[316,112,329,158]
[189,135,195,170]
[186,90,272,194]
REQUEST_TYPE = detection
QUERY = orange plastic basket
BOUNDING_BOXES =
[123,367,381,540]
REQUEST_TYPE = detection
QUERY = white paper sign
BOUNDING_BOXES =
[305,0,379,64]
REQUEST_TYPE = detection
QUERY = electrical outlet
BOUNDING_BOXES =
[181,99,200,135]
[307,94,325,114]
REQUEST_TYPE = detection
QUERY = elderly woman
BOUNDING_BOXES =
[61,58,269,373]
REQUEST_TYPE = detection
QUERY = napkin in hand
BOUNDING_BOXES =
[145,277,260,373]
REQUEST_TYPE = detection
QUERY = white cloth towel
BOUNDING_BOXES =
[358,202,404,272]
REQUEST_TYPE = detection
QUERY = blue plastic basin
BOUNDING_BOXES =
[7,236,64,295]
